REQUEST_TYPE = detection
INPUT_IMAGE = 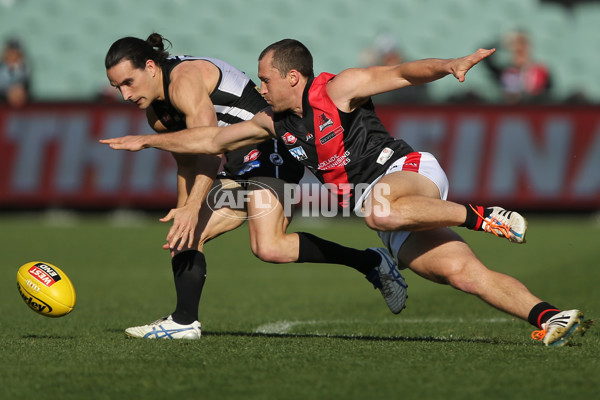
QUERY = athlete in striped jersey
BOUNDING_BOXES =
[103,34,409,339]
[103,38,590,346]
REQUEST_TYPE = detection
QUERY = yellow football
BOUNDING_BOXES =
[16,261,76,317]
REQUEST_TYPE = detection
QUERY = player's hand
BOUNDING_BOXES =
[452,48,495,82]
[160,205,198,251]
[99,135,148,151]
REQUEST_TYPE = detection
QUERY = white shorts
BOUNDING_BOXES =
[354,152,449,268]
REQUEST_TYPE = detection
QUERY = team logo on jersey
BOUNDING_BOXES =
[319,126,344,145]
[289,146,308,161]
[244,150,261,163]
[282,132,297,145]
[318,113,333,131]
[306,132,314,141]
[269,153,284,166]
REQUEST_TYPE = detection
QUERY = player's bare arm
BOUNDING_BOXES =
[212,108,276,151]
[160,61,224,250]
[328,48,495,112]
[101,108,275,155]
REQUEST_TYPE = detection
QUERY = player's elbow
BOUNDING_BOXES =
[204,141,226,155]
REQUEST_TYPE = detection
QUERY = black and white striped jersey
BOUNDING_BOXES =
[151,56,304,183]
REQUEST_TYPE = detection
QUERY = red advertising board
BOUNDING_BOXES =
[376,104,600,211]
[0,104,177,209]
[1,103,599,211]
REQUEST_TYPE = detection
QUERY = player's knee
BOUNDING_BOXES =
[365,212,389,230]
[444,260,485,295]
[250,240,290,264]
[365,211,409,231]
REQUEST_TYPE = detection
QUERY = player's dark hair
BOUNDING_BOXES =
[259,39,314,79]
[105,33,171,70]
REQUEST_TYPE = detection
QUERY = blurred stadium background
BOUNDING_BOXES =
[2,0,600,102]
[1,0,599,212]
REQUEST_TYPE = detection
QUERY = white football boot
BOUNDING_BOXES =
[125,315,202,339]
[365,248,408,314]
[531,309,592,347]
[479,206,527,244]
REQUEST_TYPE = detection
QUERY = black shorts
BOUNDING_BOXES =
[217,138,305,184]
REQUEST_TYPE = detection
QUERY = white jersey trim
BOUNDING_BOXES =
[213,105,255,122]
[169,55,250,97]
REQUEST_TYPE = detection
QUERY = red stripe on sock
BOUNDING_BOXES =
[537,308,561,329]
[474,205,485,231]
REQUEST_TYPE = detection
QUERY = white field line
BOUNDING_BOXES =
[255,318,514,334]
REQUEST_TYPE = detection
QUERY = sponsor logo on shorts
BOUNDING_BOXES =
[244,150,261,163]
[289,146,308,161]
[29,263,62,287]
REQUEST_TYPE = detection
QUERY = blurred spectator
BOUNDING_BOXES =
[483,31,553,104]
[359,33,430,105]
[0,37,32,107]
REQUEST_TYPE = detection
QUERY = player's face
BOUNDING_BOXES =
[258,52,293,113]
[106,59,160,109]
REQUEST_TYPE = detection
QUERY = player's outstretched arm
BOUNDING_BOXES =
[100,111,275,155]
[329,48,495,110]
[100,127,222,153]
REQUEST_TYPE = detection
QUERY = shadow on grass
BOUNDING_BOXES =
[203,330,515,345]
[22,334,76,340]
[100,327,530,346]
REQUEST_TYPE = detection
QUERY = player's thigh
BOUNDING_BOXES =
[245,177,293,246]
[371,170,442,205]
[172,206,246,256]
[186,179,248,252]
[397,228,480,285]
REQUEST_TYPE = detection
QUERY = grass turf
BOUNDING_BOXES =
[1,212,598,399]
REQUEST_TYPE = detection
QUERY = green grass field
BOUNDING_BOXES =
[1,212,598,400]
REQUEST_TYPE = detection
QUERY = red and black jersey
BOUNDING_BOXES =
[273,73,413,207]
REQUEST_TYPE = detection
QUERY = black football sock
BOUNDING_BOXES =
[460,204,492,230]
[295,232,380,275]
[171,250,207,325]
[527,302,560,329]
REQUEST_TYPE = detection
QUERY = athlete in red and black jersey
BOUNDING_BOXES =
[103,35,407,339]
[273,72,413,208]
[104,38,589,346]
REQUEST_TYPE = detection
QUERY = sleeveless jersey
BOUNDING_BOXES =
[151,56,304,183]
[273,73,414,208]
